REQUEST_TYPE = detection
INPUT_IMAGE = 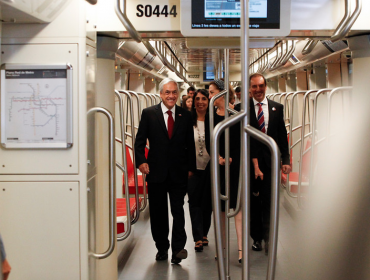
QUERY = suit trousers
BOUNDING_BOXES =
[250,162,272,243]
[187,165,212,242]
[148,177,187,253]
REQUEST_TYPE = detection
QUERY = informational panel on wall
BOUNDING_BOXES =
[1,64,73,149]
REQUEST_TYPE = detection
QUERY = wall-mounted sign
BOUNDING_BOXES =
[1,64,73,149]
[188,74,200,79]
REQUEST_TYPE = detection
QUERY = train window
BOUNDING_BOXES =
[181,0,291,37]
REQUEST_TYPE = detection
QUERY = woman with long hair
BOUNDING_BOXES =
[182,95,193,111]
[208,79,242,263]
[187,89,213,252]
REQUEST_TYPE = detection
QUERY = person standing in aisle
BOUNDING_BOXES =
[135,78,196,264]
[209,79,242,263]
[187,86,196,98]
[234,86,241,105]
[249,73,291,254]
[187,89,212,252]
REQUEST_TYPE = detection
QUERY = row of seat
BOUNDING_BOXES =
[115,90,159,238]
[269,87,352,208]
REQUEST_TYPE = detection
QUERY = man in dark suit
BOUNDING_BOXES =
[135,78,196,264]
[248,73,291,254]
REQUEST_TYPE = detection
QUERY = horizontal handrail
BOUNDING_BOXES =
[331,0,362,42]
[302,40,318,56]
[291,139,302,149]
[114,0,157,56]
[227,108,238,115]
[153,42,189,84]
[269,43,284,71]
[280,40,296,66]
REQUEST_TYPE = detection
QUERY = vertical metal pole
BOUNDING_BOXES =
[87,107,116,259]
[224,49,230,279]
[241,0,250,279]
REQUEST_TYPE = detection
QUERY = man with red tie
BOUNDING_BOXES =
[135,78,196,264]
[249,74,291,254]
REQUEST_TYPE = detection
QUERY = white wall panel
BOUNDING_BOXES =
[0,181,80,280]
[0,44,79,174]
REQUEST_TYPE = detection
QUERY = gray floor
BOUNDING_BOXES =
[118,191,297,280]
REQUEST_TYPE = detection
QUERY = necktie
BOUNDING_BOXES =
[167,110,174,139]
[257,103,266,133]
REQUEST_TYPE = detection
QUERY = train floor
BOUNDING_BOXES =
[118,190,297,280]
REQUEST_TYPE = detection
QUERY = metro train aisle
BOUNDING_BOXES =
[117,191,297,280]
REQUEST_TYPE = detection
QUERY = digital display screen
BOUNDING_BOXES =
[203,71,224,81]
[192,0,280,30]
[204,72,215,81]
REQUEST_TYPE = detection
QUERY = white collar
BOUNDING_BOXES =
[253,97,268,106]
[161,102,176,115]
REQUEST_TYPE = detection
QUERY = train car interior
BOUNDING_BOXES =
[0,0,370,279]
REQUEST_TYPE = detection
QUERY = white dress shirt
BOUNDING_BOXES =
[253,97,269,133]
[193,120,210,170]
[161,102,176,129]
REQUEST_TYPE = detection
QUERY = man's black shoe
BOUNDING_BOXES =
[171,249,188,264]
[252,241,262,251]
[155,250,168,261]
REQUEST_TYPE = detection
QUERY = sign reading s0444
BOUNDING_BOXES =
[136,5,177,17]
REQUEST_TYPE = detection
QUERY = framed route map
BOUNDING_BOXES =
[1,64,73,148]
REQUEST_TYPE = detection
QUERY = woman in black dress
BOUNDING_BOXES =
[209,79,242,263]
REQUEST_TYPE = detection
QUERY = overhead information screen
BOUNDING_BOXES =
[181,0,290,37]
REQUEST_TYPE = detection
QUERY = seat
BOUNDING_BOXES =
[122,146,148,195]
[116,197,143,235]
[281,138,311,194]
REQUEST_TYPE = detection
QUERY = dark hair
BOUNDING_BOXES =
[249,73,267,86]
[235,86,241,93]
[191,89,209,127]
[209,78,235,103]
[187,86,196,93]
[182,95,192,111]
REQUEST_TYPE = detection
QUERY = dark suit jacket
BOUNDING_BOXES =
[135,103,196,184]
[249,99,290,168]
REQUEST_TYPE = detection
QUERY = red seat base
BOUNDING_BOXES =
[116,197,143,234]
